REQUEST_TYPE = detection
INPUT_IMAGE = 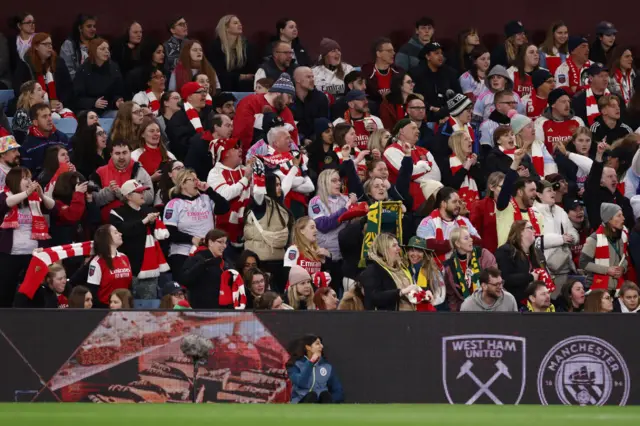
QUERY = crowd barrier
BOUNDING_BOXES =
[0,310,638,405]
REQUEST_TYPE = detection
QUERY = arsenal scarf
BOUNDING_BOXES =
[1,191,50,240]
[428,209,467,263]
[138,219,170,279]
[566,58,591,93]
[184,102,203,133]
[590,224,628,292]
[189,246,246,309]
[586,86,610,125]
[260,150,308,208]
[451,247,482,299]
[613,69,634,105]
[44,162,71,196]
[37,71,76,120]
[447,117,475,141]
[499,145,516,159]
[529,141,544,177]
[18,241,94,299]
[206,93,213,106]
[145,90,162,115]
[359,201,403,268]
[510,198,541,236]
[533,267,556,293]
[449,155,479,208]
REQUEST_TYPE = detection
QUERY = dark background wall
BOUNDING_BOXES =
[2,2,637,65]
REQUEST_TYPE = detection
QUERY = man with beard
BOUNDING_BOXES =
[213,92,237,119]
[524,281,554,312]
[417,186,480,262]
[0,135,21,192]
[460,266,518,312]
[233,73,299,156]
[166,82,208,161]
[479,90,517,155]
[495,147,544,246]
[332,90,383,150]
[254,41,297,88]
[406,94,436,149]
[91,141,154,222]
[185,113,233,181]
[584,141,635,229]
[564,197,589,270]
[534,88,585,153]
[384,118,441,211]
[589,95,633,144]
[555,36,591,96]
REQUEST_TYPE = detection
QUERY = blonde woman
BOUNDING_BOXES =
[283,216,330,278]
[209,15,257,92]
[444,131,484,210]
[286,265,316,310]
[162,168,230,281]
[13,263,68,308]
[359,233,423,311]
[509,110,557,177]
[492,20,528,67]
[367,129,391,160]
[11,80,46,138]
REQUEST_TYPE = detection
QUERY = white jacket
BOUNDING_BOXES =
[312,64,355,96]
[534,201,578,274]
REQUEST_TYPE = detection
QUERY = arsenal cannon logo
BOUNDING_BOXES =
[442,334,526,405]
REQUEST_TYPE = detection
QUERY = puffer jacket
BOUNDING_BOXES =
[287,357,344,403]
[533,201,579,275]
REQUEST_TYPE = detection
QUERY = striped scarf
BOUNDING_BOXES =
[529,141,544,177]
[18,241,94,299]
[566,58,591,93]
[38,71,76,119]
[510,198,541,236]
[586,87,610,125]
[145,89,162,115]
[1,190,50,240]
[428,209,467,263]
[189,246,246,309]
[499,145,516,159]
[447,117,475,141]
[139,219,170,279]
[184,102,203,133]
[591,224,628,292]
[613,69,634,105]
[206,93,213,106]
[451,248,482,299]
[359,201,403,268]
[449,155,479,209]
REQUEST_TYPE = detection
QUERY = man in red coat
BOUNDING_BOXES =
[232,73,299,156]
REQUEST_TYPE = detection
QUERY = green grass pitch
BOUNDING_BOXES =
[1,404,640,425]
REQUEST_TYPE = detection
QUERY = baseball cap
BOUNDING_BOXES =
[345,90,367,102]
[419,42,443,58]
[0,135,20,154]
[587,63,609,76]
[181,82,205,101]
[563,197,584,213]
[163,281,185,296]
[596,21,618,36]
[120,179,149,197]
[504,20,525,38]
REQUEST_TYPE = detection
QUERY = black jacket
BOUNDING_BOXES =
[165,108,206,161]
[494,243,537,304]
[258,57,297,83]
[589,115,634,145]
[485,146,539,181]
[110,203,158,276]
[291,89,329,140]
[491,44,510,69]
[360,261,405,310]
[584,159,635,230]
[110,38,142,80]
[589,40,616,67]
[13,285,60,308]
[73,60,125,111]
[208,38,259,92]
[183,132,214,182]
[409,62,461,115]
[12,56,73,105]
[181,249,233,309]
[263,37,311,67]
[572,91,626,126]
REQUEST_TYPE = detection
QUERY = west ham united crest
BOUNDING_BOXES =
[442,334,526,405]
[537,335,630,406]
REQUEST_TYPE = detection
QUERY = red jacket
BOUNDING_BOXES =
[470,197,498,253]
[232,93,299,154]
[378,99,405,131]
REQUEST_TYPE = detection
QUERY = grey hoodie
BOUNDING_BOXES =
[460,289,518,312]
[485,65,514,91]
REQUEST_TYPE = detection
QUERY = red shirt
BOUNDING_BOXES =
[375,68,393,98]
[87,252,133,305]
[525,92,548,120]
[136,146,163,176]
[284,245,322,275]
[537,117,583,152]
[512,71,533,98]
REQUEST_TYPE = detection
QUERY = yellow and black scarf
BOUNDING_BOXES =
[359,201,403,267]
[451,248,482,298]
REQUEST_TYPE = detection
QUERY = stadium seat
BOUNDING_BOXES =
[134,299,161,309]
[0,90,15,112]
[353,66,362,72]
[232,92,252,105]
[55,118,78,137]
[100,118,114,135]
[7,117,12,128]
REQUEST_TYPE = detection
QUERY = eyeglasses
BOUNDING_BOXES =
[276,50,294,55]
[486,280,504,287]
[172,165,185,172]
[96,130,107,137]
[174,22,188,28]
[22,20,36,25]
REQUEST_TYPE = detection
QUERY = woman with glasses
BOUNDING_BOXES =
[245,267,268,309]
[71,123,108,180]
[73,38,125,118]
[132,67,165,117]
[583,289,614,313]
[495,219,545,306]
[8,13,36,72]
[379,72,415,130]
[60,14,98,80]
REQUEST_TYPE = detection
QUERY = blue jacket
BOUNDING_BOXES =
[20,130,71,177]
[287,357,344,403]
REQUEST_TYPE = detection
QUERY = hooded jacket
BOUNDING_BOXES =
[396,35,424,71]
[459,288,518,312]
[473,65,524,120]
[533,201,579,275]
[288,357,344,403]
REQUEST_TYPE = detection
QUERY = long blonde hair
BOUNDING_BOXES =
[292,217,321,261]
[168,168,197,198]
[448,131,470,162]
[216,15,247,71]
[505,35,526,66]
[367,129,390,153]
[369,233,405,270]
[316,169,340,213]
[286,284,316,310]
[17,80,38,110]
[110,101,140,143]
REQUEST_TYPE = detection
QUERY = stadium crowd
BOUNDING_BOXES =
[0,12,640,315]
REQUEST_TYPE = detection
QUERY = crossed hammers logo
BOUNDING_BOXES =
[456,359,512,404]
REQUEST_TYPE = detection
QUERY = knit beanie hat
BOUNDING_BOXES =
[446,92,472,117]
[319,38,341,57]
[600,203,621,224]
[568,36,588,53]
[392,118,413,137]
[314,117,332,136]
[269,73,295,96]
[210,138,239,163]
[181,82,203,101]
[507,110,531,135]
[532,69,553,89]
[289,265,311,286]
[548,88,569,107]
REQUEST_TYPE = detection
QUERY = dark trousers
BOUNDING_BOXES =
[300,391,333,404]
[168,254,188,283]
[0,253,33,307]
[262,260,289,294]
[328,259,344,298]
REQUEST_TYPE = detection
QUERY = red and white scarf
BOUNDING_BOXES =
[499,146,516,159]
[590,224,628,292]
[184,102,203,133]
[44,162,71,196]
[529,141,544,177]
[1,190,50,240]
[429,209,467,263]
[189,246,246,309]
[38,71,76,120]
[447,117,475,141]
[139,218,170,279]
[566,58,591,93]
[206,93,213,106]
[586,86,610,125]
[18,241,94,299]
[28,124,57,138]
[613,69,634,105]
[510,198,541,236]
[145,89,162,115]
[449,155,479,208]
